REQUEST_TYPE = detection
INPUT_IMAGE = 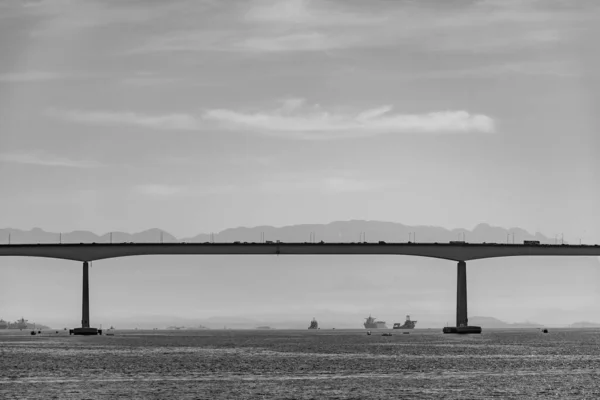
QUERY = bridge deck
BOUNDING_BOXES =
[0,242,599,262]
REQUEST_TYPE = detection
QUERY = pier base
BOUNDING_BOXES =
[442,326,482,334]
[70,327,102,336]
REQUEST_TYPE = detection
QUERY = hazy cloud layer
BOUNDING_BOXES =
[12,0,176,36]
[0,71,65,83]
[46,109,199,130]
[129,0,593,54]
[243,0,381,26]
[409,61,580,80]
[133,184,236,198]
[259,175,399,194]
[5,0,595,56]
[0,151,101,168]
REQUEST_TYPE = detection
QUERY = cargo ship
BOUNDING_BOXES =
[364,315,387,329]
[308,318,319,329]
[393,315,417,329]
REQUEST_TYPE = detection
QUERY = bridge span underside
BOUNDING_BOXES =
[1,242,599,262]
[1,243,599,335]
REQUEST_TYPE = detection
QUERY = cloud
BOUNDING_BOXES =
[47,99,494,139]
[244,0,315,24]
[138,0,380,53]
[46,109,199,130]
[0,151,101,168]
[409,61,579,80]
[133,183,236,197]
[243,0,384,27]
[258,174,398,194]
[133,184,186,197]
[122,75,181,87]
[203,99,495,140]
[237,31,360,52]
[20,0,177,36]
[321,177,382,194]
[129,0,592,54]
[120,71,218,87]
[0,71,64,83]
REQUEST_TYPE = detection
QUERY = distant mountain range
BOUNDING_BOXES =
[569,321,600,328]
[469,316,544,328]
[0,221,561,245]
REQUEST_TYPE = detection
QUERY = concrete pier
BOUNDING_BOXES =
[456,261,468,327]
[71,261,100,335]
[82,261,90,328]
[443,261,482,334]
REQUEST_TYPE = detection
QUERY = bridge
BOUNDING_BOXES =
[2,242,599,334]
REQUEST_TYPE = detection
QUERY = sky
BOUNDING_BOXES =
[0,0,598,241]
[0,0,599,326]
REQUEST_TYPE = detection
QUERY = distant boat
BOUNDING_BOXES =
[308,318,318,329]
[364,315,387,329]
[393,315,417,330]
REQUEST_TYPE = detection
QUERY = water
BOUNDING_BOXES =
[1,329,600,399]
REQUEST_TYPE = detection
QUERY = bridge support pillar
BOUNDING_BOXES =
[82,261,90,328]
[442,261,482,334]
[70,261,101,336]
[456,261,468,327]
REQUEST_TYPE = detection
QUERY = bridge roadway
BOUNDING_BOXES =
[1,242,599,262]
[2,242,599,335]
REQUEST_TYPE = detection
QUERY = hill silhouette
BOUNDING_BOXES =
[0,221,558,245]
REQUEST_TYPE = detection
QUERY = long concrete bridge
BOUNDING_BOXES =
[2,242,599,334]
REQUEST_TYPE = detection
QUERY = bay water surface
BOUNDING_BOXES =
[1,328,599,399]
